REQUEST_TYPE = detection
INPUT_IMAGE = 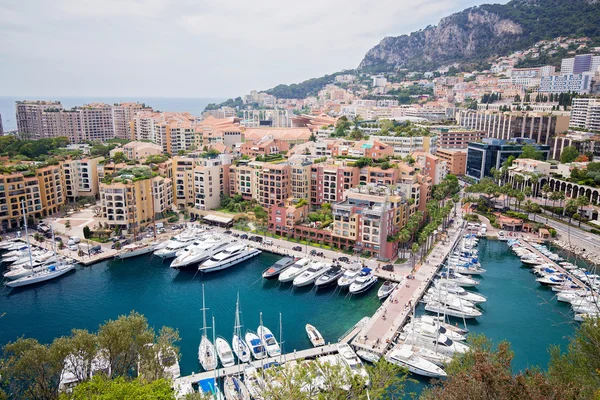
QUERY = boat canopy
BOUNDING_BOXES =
[198,378,217,393]
[360,268,372,275]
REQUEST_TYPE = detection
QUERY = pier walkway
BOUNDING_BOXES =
[351,215,465,356]
[175,343,339,385]
[520,240,588,288]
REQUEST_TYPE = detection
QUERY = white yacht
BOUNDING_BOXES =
[215,337,235,368]
[245,331,267,360]
[224,375,251,400]
[257,324,281,357]
[154,236,198,259]
[115,243,156,259]
[423,292,476,310]
[438,271,479,287]
[377,281,397,300]
[402,320,466,342]
[336,343,369,383]
[278,258,311,283]
[3,255,61,280]
[385,345,446,378]
[337,268,360,289]
[349,268,378,294]
[198,286,217,371]
[426,287,487,304]
[315,265,345,287]
[171,239,231,269]
[6,260,75,288]
[400,331,470,358]
[262,257,296,279]
[415,315,469,335]
[455,265,486,275]
[199,244,261,273]
[424,300,482,319]
[305,324,325,347]
[232,295,251,363]
[292,262,329,287]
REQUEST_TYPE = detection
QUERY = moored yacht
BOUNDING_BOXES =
[424,300,482,319]
[257,324,281,357]
[224,375,251,400]
[336,343,369,383]
[198,244,261,273]
[170,239,231,269]
[278,258,311,283]
[245,331,266,360]
[262,257,295,279]
[293,262,329,287]
[314,265,345,287]
[154,236,197,259]
[115,243,156,259]
[377,281,397,300]
[6,260,76,288]
[349,268,378,294]
[385,345,446,378]
[305,324,325,347]
[215,337,235,368]
[337,268,360,289]
[400,331,470,357]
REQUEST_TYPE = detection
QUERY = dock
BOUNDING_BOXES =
[351,217,466,356]
[175,343,339,385]
[520,240,589,288]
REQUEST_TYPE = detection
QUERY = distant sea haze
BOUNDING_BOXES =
[0,96,226,132]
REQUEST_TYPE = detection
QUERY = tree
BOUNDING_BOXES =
[61,376,175,400]
[308,132,317,142]
[576,195,590,227]
[65,220,71,229]
[519,144,544,161]
[83,226,91,239]
[542,184,551,208]
[560,146,580,163]
[111,152,128,164]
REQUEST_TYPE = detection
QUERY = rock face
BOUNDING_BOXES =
[358,0,600,71]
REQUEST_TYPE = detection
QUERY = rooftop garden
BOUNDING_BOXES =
[106,166,155,184]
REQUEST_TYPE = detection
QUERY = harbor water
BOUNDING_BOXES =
[0,239,577,397]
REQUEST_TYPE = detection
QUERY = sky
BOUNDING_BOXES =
[0,0,502,98]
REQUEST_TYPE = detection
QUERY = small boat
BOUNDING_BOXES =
[356,350,380,364]
[377,281,397,300]
[199,245,261,273]
[245,331,266,360]
[6,261,76,288]
[257,324,281,357]
[574,312,600,322]
[336,343,370,383]
[337,268,360,289]
[455,265,486,275]
[305,324,325,347]
[400,332,470,357]
[424,300,482,319]
[232,295,251,363]
[224,376,251,400]
[262,257,295,279]
[349,268,378,295]
[216,337,235,368]
[114,243,155,259]
[314,265,345,287]
[385,345,446,378]
[244,366,266,399]
[293,262,329,287]
[278,258,311,283]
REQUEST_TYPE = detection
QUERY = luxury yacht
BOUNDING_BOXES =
[293,262,329,287]
[349,268,378,294]
[337,268,360,289]
[198,244,261,273]
[314,265,345,287]
[385,345,447,378]
[278,258,311,283]
[262,257,295,279]
[170,239,231,269]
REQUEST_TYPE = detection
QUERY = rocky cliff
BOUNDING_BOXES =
[358,0,600,72]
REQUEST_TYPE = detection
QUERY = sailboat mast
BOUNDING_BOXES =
[279,312,283,365]
[202,284,207,338]
[259,311,265,371]
[212,315,217,397]
[21,200,34,268]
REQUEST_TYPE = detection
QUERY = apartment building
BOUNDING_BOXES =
[196,116,243,149]
[77,103,115,142]
[16,101,63,138]
[570,97,600,132]
[228,161,263,200]
[539,74,592,94]
[550,131,600,160]
[257,163,291,208]
[61,157,104,202]
[369,135,438,157]
[111,141,162,161]
[290,159,312,200]
[172,157,195,209]
[332,186,408,260]
[193,158,230,211]
[132,111,197,154]
[268,198,310,236]
[436,149,467,175]
[456,110,570,145]
[561,54,600,74]
[431,127,484,150]
[413,152,447,184]
[239,137,290,158]
[310,161,360,206]
[112,102,150,140]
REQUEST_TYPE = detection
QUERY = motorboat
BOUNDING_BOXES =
[115,243,155,259]
[257,325,281,357]
[356,350,380,364]
[10,251,54,267]
[423,292,476,310]
[408,344,453,367]
[6,261,76,288]
[414,315,469,335]
[455,265,486,275]
[425,287,486,304]
[305,324,325,347]
[224,376,251,400]
[198,245,261,273]
[262,257,295,279]
[521,257,544,266]
[557,290,594,303]
[424,300,482,319]
[536,274,569,286]
[244,366,266,399]
[385,345,446,378]
[154,236,198,259]
[59,351,111,392]
[438,271,479,287]
[399,331,470,358]
[245,331,267,360]
[574,312,600,322]
[336,343,369,383]
[377,281,397,300]
[198,286,217,371]
[293,262,329,287]
[337,268,360,289]
[402,320,466,342]
[314,265,345,287]
[232,295,251,363]
[349,268,378,294]
[170,238,231,269]
[215,337,235,368]
[278,258,311,283]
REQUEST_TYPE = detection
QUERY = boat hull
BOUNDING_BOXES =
[5,264,75,288]
[199,249,261,273]
[115,247,154,259]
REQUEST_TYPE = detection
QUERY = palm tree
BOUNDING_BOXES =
[576,196,590,227]
[515,192,525,212]
[549,191,563,216]
[411,242,419,272]
[529,175,540,197]
[397,229,411,259]
[514,174,525,191]
[565,199,578,225]
[542,184,551,208]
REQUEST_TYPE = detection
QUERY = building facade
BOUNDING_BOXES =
[570,97,600,132]
[61,157,104,202]
[437,149,467,176]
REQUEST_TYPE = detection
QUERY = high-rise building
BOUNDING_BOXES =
[112,102,151,140]
[436,149,467,176]
[570,97,600,132]
[561,54,600,74]
[132,111,196,154]
[193,157,230,211]
[310,161,360,207]
[61,157,104,202]
[257,163,291,208]
[539,74,592,94]
[16,101,63,138]
[0,112,3,135]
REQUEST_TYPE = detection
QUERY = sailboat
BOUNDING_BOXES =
[5,201,75,288]
[232,294,251,363]
[257,312,281,357]
[198,285,218,371]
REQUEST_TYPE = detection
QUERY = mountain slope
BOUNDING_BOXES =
[359,0,600,72]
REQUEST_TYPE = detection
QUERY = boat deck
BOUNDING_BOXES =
[351,217,466,356]
[175,343,339,385]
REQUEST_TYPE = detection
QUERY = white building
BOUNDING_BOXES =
[538,74,592,94]
[570,97,600,132]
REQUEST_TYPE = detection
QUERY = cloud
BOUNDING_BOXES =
[0,0,499,98]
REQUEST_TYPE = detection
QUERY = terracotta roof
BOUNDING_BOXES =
[244,127,311,142]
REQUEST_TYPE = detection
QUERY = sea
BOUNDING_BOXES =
[0,96,226,132]
[0,239,577,398]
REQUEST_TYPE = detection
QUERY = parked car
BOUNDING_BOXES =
[338,256,350,263]
[232,233,240,238]
[382,264,394,272]
[240,234,248,240]
[253,236,263,243]
[292,246,302,252]
[68,244,78,251]
[224,230,232,234]
[264,239,273,246]
[310,250,317,256]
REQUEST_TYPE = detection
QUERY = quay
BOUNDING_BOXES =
[175,343,339,385]
[351,214,466,356]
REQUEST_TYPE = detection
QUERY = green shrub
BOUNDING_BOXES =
[590,229,600,235]
[548,228,557,237]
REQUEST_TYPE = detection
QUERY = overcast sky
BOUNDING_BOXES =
[1,0,500,98]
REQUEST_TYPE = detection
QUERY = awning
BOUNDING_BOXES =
[202,214,233,224]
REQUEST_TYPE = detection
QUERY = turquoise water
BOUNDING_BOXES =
[0,252,381,376]
[406,238,575,397]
